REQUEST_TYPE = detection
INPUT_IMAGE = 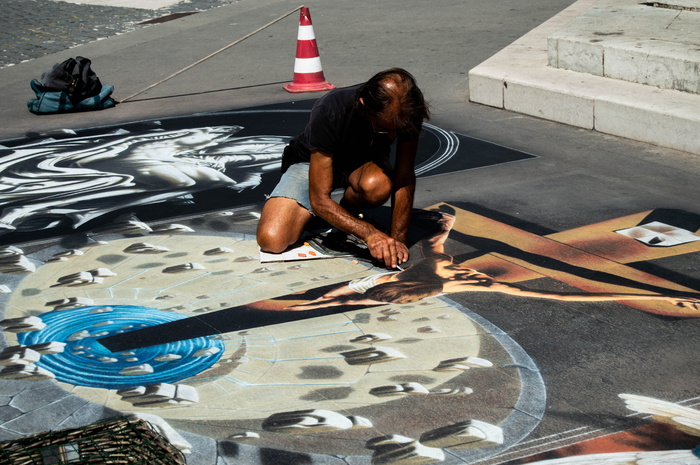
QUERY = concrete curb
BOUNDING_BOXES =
[468,0,700,155]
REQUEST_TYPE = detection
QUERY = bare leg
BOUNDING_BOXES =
[256,197,313,253]
[342,161,392,212]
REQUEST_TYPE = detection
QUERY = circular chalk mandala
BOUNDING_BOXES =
[0,221,544,462]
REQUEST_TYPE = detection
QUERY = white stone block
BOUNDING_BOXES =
[468,70,504,108]
[366,434,445,465]
[174,384,199,403]
[28,342,66,354]
[0,347,41,365]
[420,419,504,449]
[341,347,407,365]
[1,316,46,332]
[504,80,595,129]
[120,364,154,376]
[551,37,604,75]
[262,409,354,434]
[595,92,700,154]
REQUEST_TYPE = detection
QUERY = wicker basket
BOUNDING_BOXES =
[0,417,186,465]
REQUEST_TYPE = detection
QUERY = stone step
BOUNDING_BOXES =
[547,0,700,94]
[468,0,700,155]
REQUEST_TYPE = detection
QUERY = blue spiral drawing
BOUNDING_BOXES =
[17,305,224,389]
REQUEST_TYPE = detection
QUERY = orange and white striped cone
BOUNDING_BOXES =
[283,7,335,93]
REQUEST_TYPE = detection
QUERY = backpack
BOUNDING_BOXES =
[27,79,116,115]
[40,56,103,104]
[27,56,116,114]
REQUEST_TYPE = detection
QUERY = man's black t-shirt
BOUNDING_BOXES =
[281,84,418,187]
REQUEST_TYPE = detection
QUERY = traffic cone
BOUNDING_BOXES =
[283,7,335,93]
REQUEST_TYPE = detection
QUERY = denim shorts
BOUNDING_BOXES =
[269,162,312,212]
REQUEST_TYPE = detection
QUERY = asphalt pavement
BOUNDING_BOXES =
[0,0,698,464]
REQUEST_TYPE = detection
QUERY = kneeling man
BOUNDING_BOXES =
[257,68,430,269]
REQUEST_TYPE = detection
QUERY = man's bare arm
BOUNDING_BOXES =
[308,151,405,268]
[390,139,418,245]
[308,151,375,237]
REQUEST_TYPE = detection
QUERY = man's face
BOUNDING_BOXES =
[368,114,400,139]
[359,96,402,139]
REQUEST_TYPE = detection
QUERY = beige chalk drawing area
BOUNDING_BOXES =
[1,226,541,459]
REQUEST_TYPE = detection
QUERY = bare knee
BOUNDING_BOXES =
[256,226,289,254]
[256,215,297,253]
[346,161,393,208]
[256,197,311,253]
[356,172,392,207]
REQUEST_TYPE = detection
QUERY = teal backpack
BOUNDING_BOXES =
[27,57,116,115]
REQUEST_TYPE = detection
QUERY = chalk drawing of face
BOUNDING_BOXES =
[0,126,291,233]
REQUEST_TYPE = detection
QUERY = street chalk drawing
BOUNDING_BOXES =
[0,104,696,462]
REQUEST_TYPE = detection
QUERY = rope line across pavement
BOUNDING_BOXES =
[119,4,304,103]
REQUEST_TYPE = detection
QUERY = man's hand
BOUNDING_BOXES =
[365,231,409,269]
